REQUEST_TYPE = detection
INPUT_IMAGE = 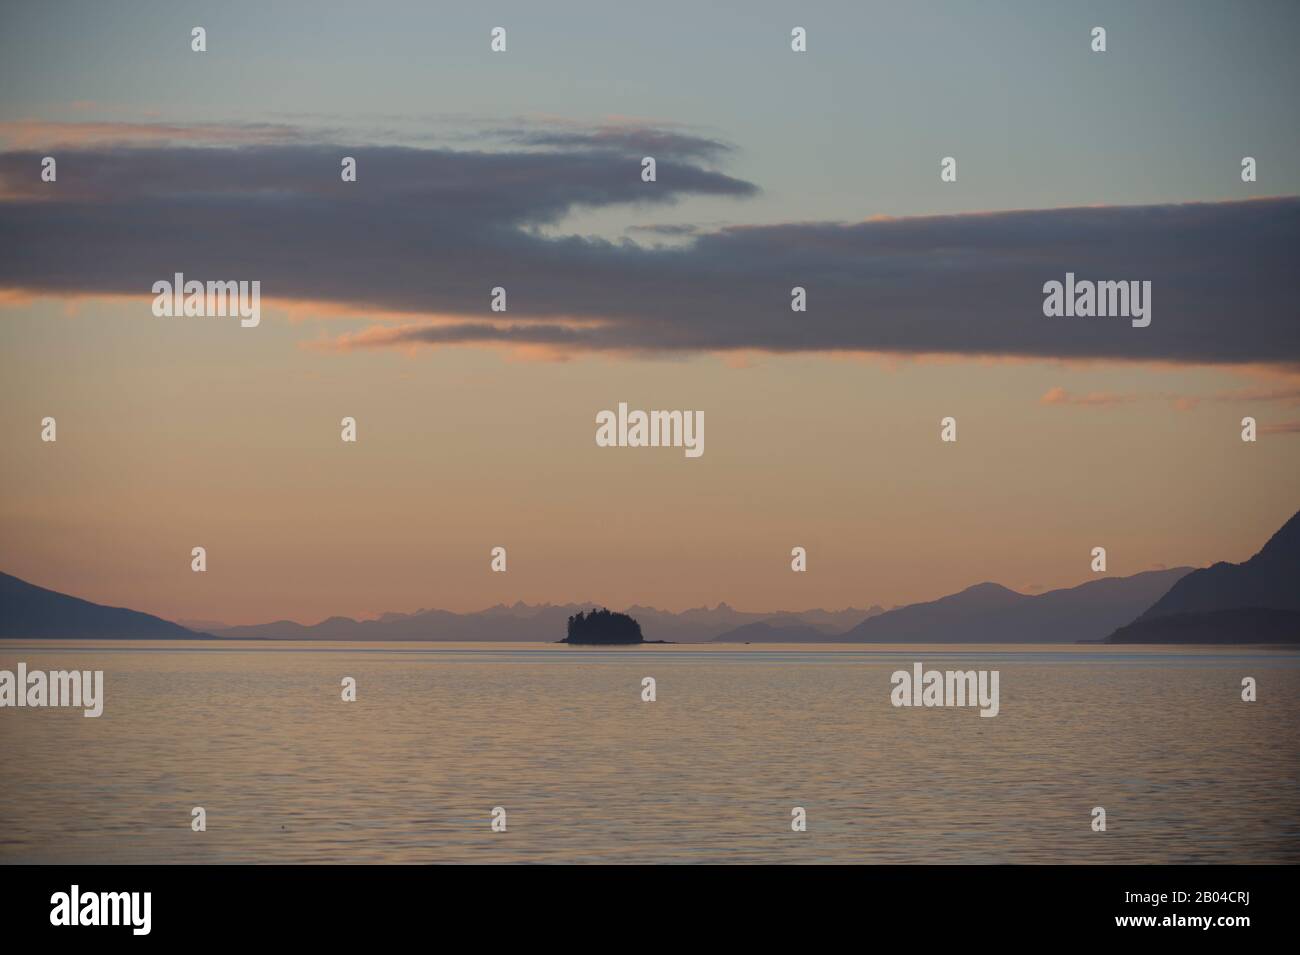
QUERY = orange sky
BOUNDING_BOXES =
[2,294,1296,626]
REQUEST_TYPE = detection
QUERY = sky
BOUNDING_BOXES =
[1,0,1297,625]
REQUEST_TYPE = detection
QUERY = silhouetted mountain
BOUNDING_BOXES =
[212,602,876,642]
[1108,608,1300,644]
[624,603,878,642]
[562,608,643,645]
[0,571,204,639]
[176,618,229,632]
[214,605,579,641]
[1107,509,1300,644]
[711,621,833,643]
[838,569,1193,643]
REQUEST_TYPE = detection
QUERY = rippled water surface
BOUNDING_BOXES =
[2,641,1297,863]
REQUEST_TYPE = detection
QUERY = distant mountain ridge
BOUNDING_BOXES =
[835,569,1194,644]
[0,571,203,639]
[1107,509,1300,644]
[710,621,834,643]
[208,601,878,643]
[8,509,1294,645]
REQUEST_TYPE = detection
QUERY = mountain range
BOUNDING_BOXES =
[1107,509,1300,643]
[2,508,1295,643]
[0,571,203,639]
[831,569,1193,644]
[206,601,879,643]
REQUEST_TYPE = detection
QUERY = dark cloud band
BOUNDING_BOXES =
[2,133,1296,364]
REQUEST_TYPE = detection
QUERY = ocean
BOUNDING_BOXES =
[2,641,1297,864]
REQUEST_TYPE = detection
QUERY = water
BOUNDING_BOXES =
[2,641,1297,864]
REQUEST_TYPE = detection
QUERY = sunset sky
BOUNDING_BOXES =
[2,0,1297,625]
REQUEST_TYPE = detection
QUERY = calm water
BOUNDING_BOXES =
[1,641,1297,864]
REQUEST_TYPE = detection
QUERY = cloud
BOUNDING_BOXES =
[1260,420,1300,435]
[1211,384,1300,404]
[1040,387,1141,407]
[0,120,330,149]
[2,130,1297,365]
[1041,382,1300,409]
[495,124,735,160]
[325,320,597,350]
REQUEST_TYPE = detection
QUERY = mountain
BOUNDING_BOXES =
[176,618,230,632]
[1107,510,1300,644]
[1108,608,1300,644]
[212,602,879,643]
[212,604,579,641]
[837,569,1193,643]
[623,603,877,643]
[0,571,204,639]
[711,621,836,643]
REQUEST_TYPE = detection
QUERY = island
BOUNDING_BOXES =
[561,608,654,644]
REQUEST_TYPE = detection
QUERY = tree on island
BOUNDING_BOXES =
[562,608,644,645]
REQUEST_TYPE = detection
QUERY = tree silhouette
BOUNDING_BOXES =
[563,607,644,644]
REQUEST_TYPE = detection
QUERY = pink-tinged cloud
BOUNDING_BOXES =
[1260,420,1300,435]
[1040,387,1141,407]
[1042,382,1300,410]
[0,120,324,150]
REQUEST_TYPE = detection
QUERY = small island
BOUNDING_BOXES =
[561,608,647,645]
